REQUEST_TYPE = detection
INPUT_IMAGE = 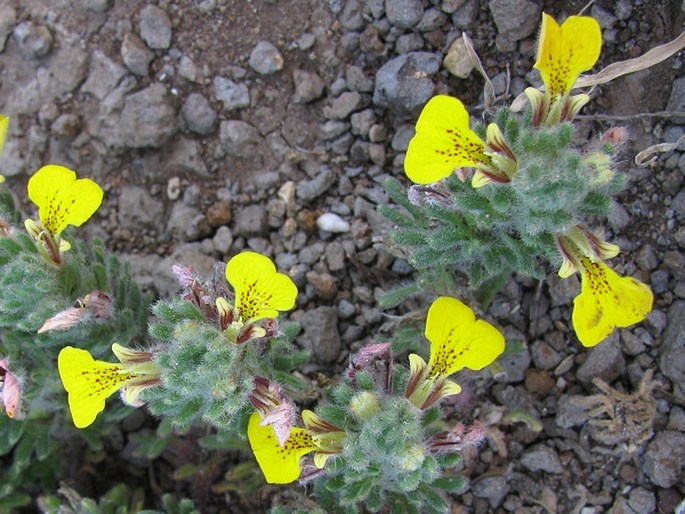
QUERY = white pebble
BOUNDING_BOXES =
[316,212,350,233]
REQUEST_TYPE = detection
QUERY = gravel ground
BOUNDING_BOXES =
[1,0,684,512]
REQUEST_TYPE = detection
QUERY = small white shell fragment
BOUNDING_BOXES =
[167,176,181,200]
[316,212,350,233]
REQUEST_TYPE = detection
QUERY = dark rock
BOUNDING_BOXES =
[576,333,625,384]
[299,306,342,363]
[0,4,17,52]
[232,204,268,237]
[521,444,564,473]
[660,301,685,402]
[373,52,441,117]
[642,431,685,488]
[489,0,541,42]
[82,50,127,100]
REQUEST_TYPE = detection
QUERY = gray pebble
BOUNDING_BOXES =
[451,0,478,30]
[213,76,250,111]
[0,4,17,52]
[470,476,509,509]
[292,69,325,104]
[340,0,365,31]
[324,91,364,119]
[395,33,424,54]
[373,52,441,117]
[296,167,337,203]
[121,33,154,76]
[576,333,625,384]
[521,444,564,474]
[181,92,217,135]
[346,65,374,93]
[119,84,178,148]
[642,431,685,488]
[489,0,541,42]
[650,269,669,294]
[338,299,356,319]
[118,186,164,229]
[167,203,211,242]
[213,226,233,255]
[627,487,656,514]
[139,5,172,49]
[530,340,563,370]
[81,50,127,100]
[660,301,685,402]
[14,21,53,59]
[233,204,268,237]
[249,41,283,75]
[385,0,424,28]
[299,307,342,363]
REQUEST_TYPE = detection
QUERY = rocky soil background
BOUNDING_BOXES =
[1,0,684,512]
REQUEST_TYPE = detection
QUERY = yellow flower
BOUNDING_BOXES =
[404,95,516,187]
[0,114,8,183]
[527,13,602,125]
[557,227,653,347]
[58,344,160,428]
[225,251,298,322]
[572,258,653,347]
[248,410,344,484]
[406,296,505,409]
[27,165,103,236]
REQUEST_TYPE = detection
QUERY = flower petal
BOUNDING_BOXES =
[0,114,8,160]
[225,252,298,321]
[247,412,316,484]
[58,346,130,428]
[404,95,488,184]
[572,259,653,347]
[425,296,505,376]
[534,13,602,99]
[27,165,103,235]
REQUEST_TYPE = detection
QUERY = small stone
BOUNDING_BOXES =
[443,36,474,78]
[317,212,351,233]
[167,203,211,242]
[118,186,164,229]
[340,0,365,31]
[489,0,541,42]
[451,0,478,29]
[139,5,172,49]
[206,201,232,227]
[385,0,424,28]
[213,76,250,111]
[627,487,656,514]
[51,113,81,139]
[660,301,685,402]
[471,476,510,509]
[0,5,17,53]
[306,271,338,300]
[180,92,217,135]
[213,226,233,255]
[576,333,625,384]
[555,394,592,429]
[299,306,342,363]
[292,69,325,104]
[325,241,346,271]
[642,431,685,488]
[249,41,283,75]
[119,84,177,148]
[494,334,531,383]
[395,33,424,54]
[121,33,154,76]
[346,65,374,92]
[81,50,127,100]
[14,21,53,59]
[373,52,441,117]
[521,444,564,473]
[233,204,268,237]
[415,8,447,31]
[530,340,562,370]
[324,91,364,119]
[179,55,199,82]
[524,369,555,395]
[296,167,336,204]
[635,244,658,271]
